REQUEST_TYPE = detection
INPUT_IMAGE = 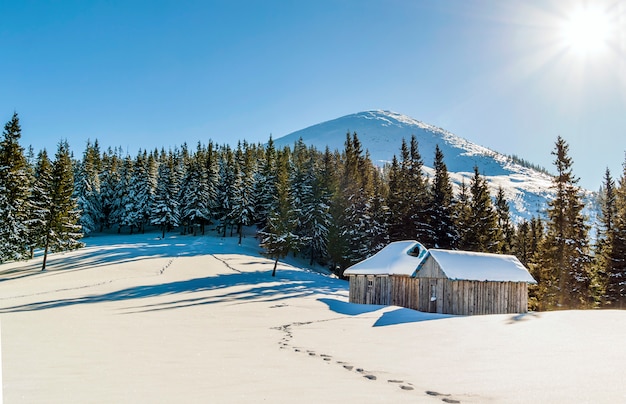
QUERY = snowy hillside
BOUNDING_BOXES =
[2,232,625,403]
[274,110,557,222]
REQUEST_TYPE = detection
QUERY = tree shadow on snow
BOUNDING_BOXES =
[0,234,251,283]
[0,269,347,313]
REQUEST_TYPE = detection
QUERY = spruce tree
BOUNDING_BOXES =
[596,168,617,305]
[41,141,84,270]
[537,136,591,309]
[75,140,103,235]
[323,148,346,273]
[386,155,404,241]
[605,159,626,307]
[230,142,257,244]
[0,112,31,262]
[99,148,121,231]
[150,151,180,238]
[180,146,212,236]
[428,144,457,249]
[454,179,472,250]
[215,146,236,237]
[259,149,300,276]
[495,186,514,253]
[26,150,53,258]
[463,167,501,253]
[254,137,277,229]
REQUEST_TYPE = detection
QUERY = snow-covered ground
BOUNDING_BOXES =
[2,231,626,403]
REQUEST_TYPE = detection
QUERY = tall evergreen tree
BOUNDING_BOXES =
[462,167,501,253]
[428,144,457,249]
[75,140,103,235]
[150,151,180,238]
[260,149,300,276]
[99,148,121,231]
[41,141,84,270]
[537,136,591,309]
[180,145,213,235]
[254,137,277,229]
[26,150,53,258]
[605,159,626,307]
[230,142,257,244]
[0,113,31,262]
[387,136,429,242]
[495,186,514,253]
[596,168,617,305]
[215,146,236,237]
[454,179,472,250]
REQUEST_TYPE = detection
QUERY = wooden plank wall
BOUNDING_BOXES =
[349,275,529,314]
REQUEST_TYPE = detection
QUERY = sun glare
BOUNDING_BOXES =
[561,7,613,55]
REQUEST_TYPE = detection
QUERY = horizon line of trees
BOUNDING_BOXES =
[1,112,625,309]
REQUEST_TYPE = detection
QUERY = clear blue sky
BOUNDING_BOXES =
[1,0,625,190]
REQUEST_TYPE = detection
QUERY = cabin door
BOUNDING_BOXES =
[428,280,437,313]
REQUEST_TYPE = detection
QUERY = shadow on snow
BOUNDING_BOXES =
[318,297,454,327]
[0,233,258,283]
[0,269,347,314]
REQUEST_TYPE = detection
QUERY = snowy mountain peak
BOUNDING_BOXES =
[275,110,557,222]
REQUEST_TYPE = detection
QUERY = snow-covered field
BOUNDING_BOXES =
[2,231,626,403]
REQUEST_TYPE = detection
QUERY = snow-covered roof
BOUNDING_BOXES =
[343,240,428,276]
[426,249,536,283]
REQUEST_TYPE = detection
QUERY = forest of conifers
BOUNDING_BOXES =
[1,112,625,310]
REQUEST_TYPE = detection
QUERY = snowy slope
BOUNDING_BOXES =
[2,232,626,403]
[274,110,557,222]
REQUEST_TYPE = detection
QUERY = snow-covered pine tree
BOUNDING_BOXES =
[605,159,626,307]
[515,216,545,310]
[428,144,457,249]
[367,164,389,253]
[112,156,136,233]
[463,166,501,253]
[537,136,591,309]
[407,135,432,244]
[335,133,384,268]
[179,144,213,236]
[387,139,411,241]
[215,146,236,237]
[127,150,155,234]
[286,139,310,246]
[0,112,31,262]
[495,186,514,253]
[26,150,53,258]
[41,141,84,270]
[99,148,122,231]
[595,168,617,305]
[75,140,103,235]
[254,137,278,229]
[260,148,300,276]
[228,142,257,244]
[150,150,180,238]
[387,136,430,243]
[300,148,334,265]
[454,178,472,250]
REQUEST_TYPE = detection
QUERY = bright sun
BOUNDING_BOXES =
[561,7,613,55]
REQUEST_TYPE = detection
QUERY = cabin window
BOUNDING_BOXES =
[367,277,374,288]
[407,244,422,257]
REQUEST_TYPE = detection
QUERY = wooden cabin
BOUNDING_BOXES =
[344,240,536,315]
